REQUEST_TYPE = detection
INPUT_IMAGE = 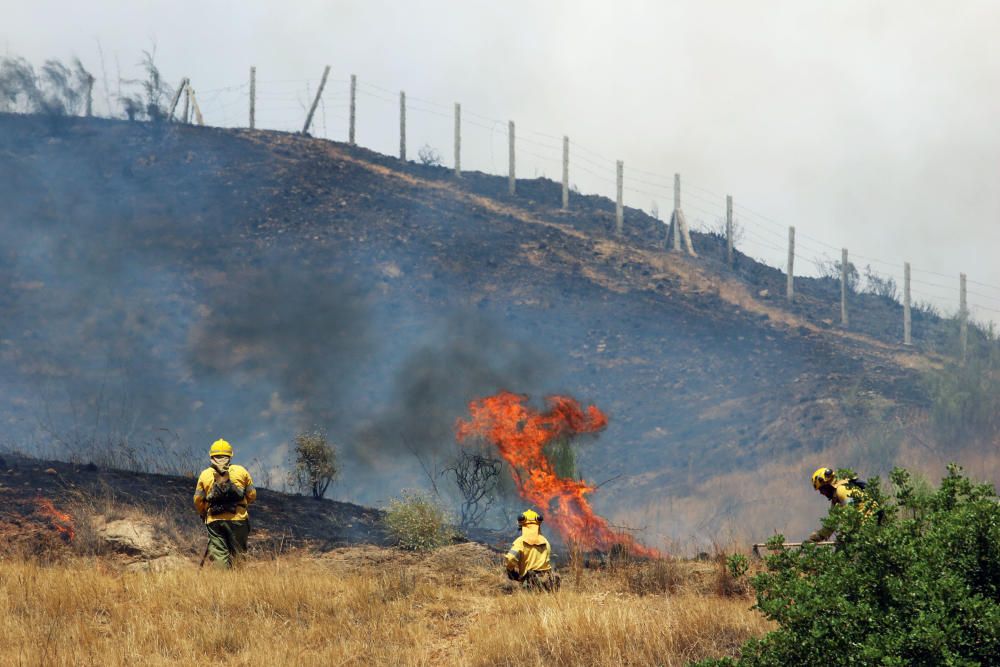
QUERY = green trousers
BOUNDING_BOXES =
[206,519,250,569]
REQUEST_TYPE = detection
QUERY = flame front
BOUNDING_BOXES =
[35,497,75,541]
[456,391,659,557]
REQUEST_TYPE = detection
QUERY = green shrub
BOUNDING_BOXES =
[698,464,1000,666]
[383,491,455,551]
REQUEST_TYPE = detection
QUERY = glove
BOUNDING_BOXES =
[206,478,232,502]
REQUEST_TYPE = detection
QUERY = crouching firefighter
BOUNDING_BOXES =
[504,509,560,591]
[808,466,879,542]
[193,439,257,568]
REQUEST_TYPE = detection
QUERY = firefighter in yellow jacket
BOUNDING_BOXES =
[193,439,257,568]
[808,467,868,542]
[504,509,559,591]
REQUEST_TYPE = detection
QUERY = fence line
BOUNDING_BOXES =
[108,66,1000,353]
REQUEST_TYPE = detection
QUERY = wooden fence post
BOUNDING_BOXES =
[182,84,190,123]
[787,226,795,302]
[726,195,733,266]
[454,103,461,177]
[841,248,849,327]
[249,66,256,129]
[960,273,968,360]
[508,121,515,195]
[903,262,912,345]
[615,160,624,235]
[302,65,330,135]
[562,136,569,210]
[349,75,356,145]
[399,91,406,160]
[166,77,189,121]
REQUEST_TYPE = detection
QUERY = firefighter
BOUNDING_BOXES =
[193,439,257,568]
[808,467,869,542]
[504,509,559,591]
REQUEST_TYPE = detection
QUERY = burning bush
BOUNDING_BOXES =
[697,464,1000,665]
[456,391,660,557]
[383,490,456,551]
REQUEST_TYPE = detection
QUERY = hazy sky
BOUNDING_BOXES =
[5,0,1000,321]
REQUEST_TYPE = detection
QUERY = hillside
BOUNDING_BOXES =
[0,112,982,546]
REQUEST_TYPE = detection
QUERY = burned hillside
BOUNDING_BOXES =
[0,112,952,542]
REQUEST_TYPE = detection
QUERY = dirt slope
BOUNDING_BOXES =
[0,112,949,541]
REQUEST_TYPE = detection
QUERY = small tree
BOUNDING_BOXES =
[863,264,899,301]
[288,430,338,499]
[545,435,577,479]
[417,144,442,166]
[444,449,502,529]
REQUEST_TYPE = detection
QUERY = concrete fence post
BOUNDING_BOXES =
[302,65,330,135]
[399,91,406,160]
[787,226,795,302]
[508,121,516,195]
[349,75,356,145]
[615,160,624,235]
[182,84,190,123]
[189,85,204,126]
[249,66,256,129]
[670,173,681,252]
[85,75,94,117]
[960,273,968,360]
[726,195,733,266]
[562,136,569,210]
[454,103,461,177]
[904,262,912,345]
[841,248,849,327]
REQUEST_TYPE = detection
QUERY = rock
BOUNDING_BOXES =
[125,555,193,573]
[44,468,58,475]
[96,518,170,558]
[757,289,769,298]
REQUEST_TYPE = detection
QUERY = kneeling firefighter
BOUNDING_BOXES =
[808,467,876,542]
[193,439,257,568]
[504,509,560,591]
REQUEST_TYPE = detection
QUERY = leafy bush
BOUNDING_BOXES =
[288,430,338,499]
[697,465,1000,666]
[383,490,455,551]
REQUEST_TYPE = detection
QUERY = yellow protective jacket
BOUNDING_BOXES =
[193,464,256,523]
[504,524,552,578]
[810,479,867,542]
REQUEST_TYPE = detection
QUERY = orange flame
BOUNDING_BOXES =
[35,497,75,541]
[456,391,660,557]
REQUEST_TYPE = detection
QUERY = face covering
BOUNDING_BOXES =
[211,456,231,475]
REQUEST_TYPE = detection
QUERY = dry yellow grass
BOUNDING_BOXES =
[0,546,772,667]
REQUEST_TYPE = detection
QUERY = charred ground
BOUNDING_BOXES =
[0,112,961,541]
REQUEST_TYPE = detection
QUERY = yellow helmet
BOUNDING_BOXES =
[209,439,233,458]
[518,509,543,525]
[812,467,835,490]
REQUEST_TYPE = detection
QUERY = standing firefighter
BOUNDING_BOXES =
[808,466,870,542]
[504,509,560,591]
[193,439,257,568]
